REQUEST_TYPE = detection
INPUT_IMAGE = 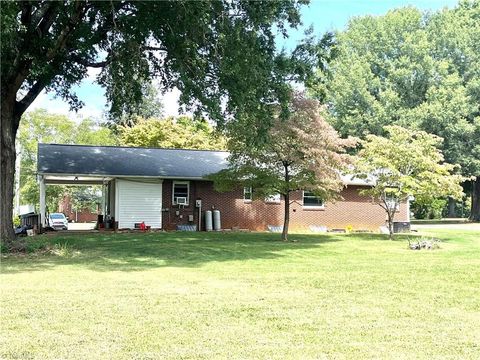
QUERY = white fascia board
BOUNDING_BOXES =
[39,172,209,181]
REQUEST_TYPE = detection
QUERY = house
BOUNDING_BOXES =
[37,143,410,232]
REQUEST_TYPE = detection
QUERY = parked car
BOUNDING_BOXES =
[48,213,68,230]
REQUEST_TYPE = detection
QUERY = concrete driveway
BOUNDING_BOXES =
[67,222,96,231]
[411,222,480,232]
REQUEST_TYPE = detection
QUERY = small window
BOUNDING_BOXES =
[385,194,399,211]
[265,193,281,203]
[244,187,252,202]
[303,191,323,207]
[173,181,189,205]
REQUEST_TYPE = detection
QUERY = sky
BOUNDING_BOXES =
[30,0,459,122]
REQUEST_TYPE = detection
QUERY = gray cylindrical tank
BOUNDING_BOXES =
[205,210,213,231]
[213,210,221,231]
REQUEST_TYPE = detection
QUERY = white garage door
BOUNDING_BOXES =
[115,179,162,229]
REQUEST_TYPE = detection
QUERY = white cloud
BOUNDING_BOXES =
[30,92,70,115]
[29,90,104,123]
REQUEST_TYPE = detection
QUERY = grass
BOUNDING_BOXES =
[1,229,479,359]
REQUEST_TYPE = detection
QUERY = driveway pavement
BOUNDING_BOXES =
[411,222,480,232]
[67,222,96,231]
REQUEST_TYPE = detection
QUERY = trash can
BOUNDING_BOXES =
[393,222,410,233]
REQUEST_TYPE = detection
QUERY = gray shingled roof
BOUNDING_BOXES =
[37,144,229,178]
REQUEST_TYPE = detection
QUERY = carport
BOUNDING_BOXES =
[37,143,169,230]
[37,143,227,231]
[37,143,123,230]
[38,174,111,229]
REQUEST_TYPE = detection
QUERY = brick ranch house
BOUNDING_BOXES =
[37,143,410,232]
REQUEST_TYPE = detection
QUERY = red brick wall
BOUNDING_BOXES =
[58,195,98,223]
[161,180,409,231]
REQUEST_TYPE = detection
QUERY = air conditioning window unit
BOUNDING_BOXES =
[176,197,188,205]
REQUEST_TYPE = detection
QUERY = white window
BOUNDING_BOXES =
[265,193,281,203]
[385,193,399,211]
[172,181,189,205]
[303,191,324,208]
[244,187,252,202]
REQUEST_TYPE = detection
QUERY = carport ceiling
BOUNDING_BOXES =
[43,175,111,185]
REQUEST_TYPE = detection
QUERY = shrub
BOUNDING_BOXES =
[49,242,74,257]
[411,198,447,219]
[25,237,51,253]
[13,216,21,227]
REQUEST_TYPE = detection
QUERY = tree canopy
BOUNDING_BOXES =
[111,82,165,127]
[356,126,463,238]
[311,3,480,220]
[212,93,356,240]
[119,116,226,150]
[1,0,313,127]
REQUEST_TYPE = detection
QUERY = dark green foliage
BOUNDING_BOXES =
[313,4,480,176]
[67,186,102,214]
[2,0,314,127]
[411,198,448,220]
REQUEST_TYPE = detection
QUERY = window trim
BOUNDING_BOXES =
[172,181,190,206]
[302,190,325,210]
[243,186,252,203]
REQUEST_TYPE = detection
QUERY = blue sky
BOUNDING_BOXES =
[31,0,459,120]
[280,0,457,48]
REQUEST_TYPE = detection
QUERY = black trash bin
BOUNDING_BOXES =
[393,222,410,233]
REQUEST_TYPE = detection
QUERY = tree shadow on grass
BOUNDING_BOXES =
[0,231,356,274]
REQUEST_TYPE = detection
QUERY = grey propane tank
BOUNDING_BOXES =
[205,210,213,231]
[213,209,221,231]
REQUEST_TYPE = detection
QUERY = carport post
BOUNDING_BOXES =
[101,184,106,215]
[39,175,46,228]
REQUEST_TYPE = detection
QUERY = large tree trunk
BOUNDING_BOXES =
[470,177,480,222]
[1,99,20,244]
[385,203,396,240]
[447,197,456,218]
[387,211,394,240]
[281,192,290,241]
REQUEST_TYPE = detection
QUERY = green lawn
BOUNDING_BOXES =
[1,229,479,359]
